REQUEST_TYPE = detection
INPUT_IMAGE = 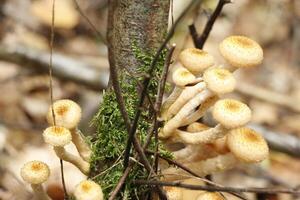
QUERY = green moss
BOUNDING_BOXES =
[90,44,168,199]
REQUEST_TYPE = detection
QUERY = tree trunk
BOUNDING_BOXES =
[90,0,170,198]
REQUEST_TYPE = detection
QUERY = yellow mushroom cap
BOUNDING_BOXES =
[172,67,196,87]
[179,48,214,74]
[47,99,82,129]
[164,186,183,200]
[196,192,225,200]
[219,35,263,68]
[43,126,72,147]
[187,122,210,133]
[212,99,252,129]
[74,180,103,200]
[20,161,50,185]
[227,127,269,163]
[203,67,236,94]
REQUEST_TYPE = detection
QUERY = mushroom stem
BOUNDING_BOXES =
[166,82,206,119]
[176,124,228,144]
[160,90,214,138]
[54,146,90,175]
[173,144,218,162]
[161,87,183,120]
[31,184,51,200]
[71,128,91,162]
[163,153,238,181]
[180,95,218,126]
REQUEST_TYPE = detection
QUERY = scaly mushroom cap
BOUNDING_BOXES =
[74,180,103,200]
[187,122,210,132]
[219,35,263,68]
[213,99,252,129]
[21,161,50,185]
[172,67,196,87]
[227,127,269,163]
[179,48,214,74]
[164,186,183,200]
[43,126,72,147]
[47,99,82,129]
[203,67,236,94]
[196,192,225,200]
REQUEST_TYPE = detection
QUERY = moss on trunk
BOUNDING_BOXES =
[90,0,170,198]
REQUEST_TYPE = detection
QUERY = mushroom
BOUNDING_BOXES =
[74,180,103,200]
[164,186,183,200]
[43,126,90,175]
[179,48,214,75]
[163,127,269,180]
[172,67,197,87]
[196,192,225,200]
[219,35,263,70]
[203,67,236,95]
[176,99,251,144]
[20,161,51,200]
[227,127,269,163]
[47,99,91,162]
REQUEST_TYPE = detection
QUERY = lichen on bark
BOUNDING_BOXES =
[90,0,170,198]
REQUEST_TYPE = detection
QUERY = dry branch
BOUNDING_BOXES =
[0,45,108,89]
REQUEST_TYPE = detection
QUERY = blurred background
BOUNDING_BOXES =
[0,0,299,199]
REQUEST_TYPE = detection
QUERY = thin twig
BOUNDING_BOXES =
[189,0,231,49]
[72,0,107,44]
[108,164,132,200]
[49,0,68,199]
[123,0,201,174]
[153,45,176,173]
[133,180,300,195]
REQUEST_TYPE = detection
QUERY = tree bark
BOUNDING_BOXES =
[107,0,170,73]
[90,0,170,198]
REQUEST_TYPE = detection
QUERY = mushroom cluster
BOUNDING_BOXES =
[160,36,269,183]
[20,99,104,200]
[44,99,91,175]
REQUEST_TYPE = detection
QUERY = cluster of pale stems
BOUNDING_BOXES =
[158,35,269,199]
[18,35,269,200]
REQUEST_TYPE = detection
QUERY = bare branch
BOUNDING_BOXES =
[133,180,300,195]
[189,0,231,49]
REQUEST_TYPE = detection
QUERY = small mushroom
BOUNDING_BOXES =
[164,186,183,200]
[20,161,51,200]
[219,35,263,70]
[176,99,252,144]
[47,99,91,162]
[74,180,103,200]
[172,67,196,87]
[227,127,269,163]
[43,126,90,175]
[203,67,236,95]
[179,48,215,75]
